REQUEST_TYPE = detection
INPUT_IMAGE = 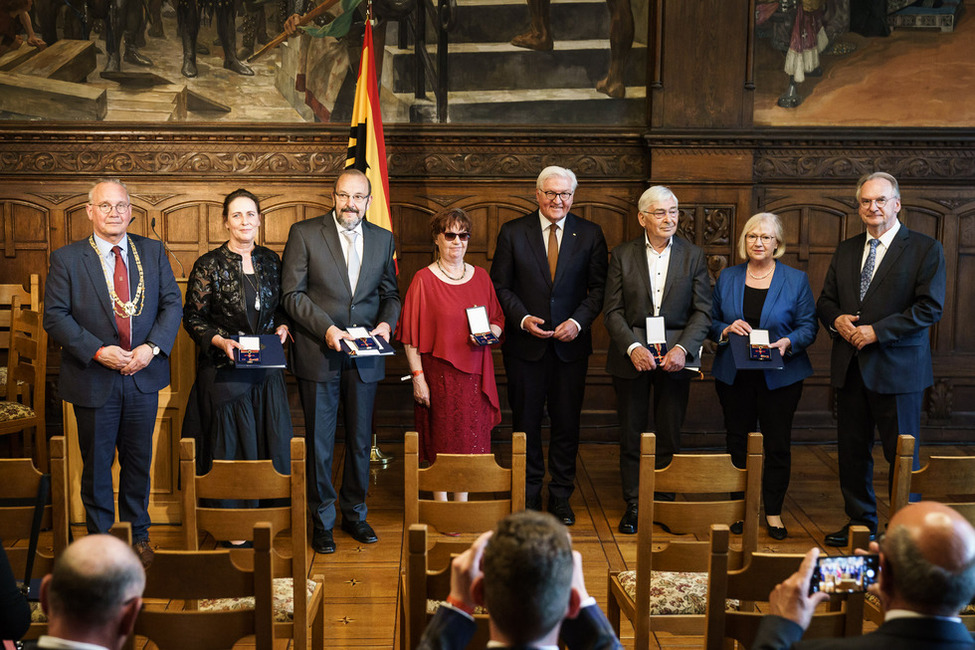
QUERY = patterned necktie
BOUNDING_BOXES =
[112,245,131,350]
[344,229,361,292]
[860,238,880,301]
[547,224,559,280]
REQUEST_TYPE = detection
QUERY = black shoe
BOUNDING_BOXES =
[124,47,154,66]
[619,502,638,534]
[341,519,378,544]
[526,494,542,512]
[312,529,335,554]
[730,520,744,535]
[767,523,788,541]
[547,497,575,526]
[824,523,876,548]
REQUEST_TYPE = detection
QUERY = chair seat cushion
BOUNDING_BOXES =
[0,400,33,422]
[427,599,488,615]
[618,570,720,615]
[199,577,317,622]
[30,601,46,622]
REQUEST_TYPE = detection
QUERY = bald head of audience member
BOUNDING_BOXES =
[41,534,146,650]
[879,501,975,616]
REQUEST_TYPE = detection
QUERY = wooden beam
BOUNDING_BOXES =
[11,40,96,82]
[0,72,106,120]
[0,43,38,72]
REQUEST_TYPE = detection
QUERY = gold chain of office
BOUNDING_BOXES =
[88,235,146,318]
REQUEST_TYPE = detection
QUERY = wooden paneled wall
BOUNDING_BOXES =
[2,125,974,445]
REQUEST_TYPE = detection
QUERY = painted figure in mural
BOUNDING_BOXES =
[178,0,254,77]
[0,0,44,55]
[509,0,633,98]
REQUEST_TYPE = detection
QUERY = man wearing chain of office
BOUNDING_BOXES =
[45,178,182,569]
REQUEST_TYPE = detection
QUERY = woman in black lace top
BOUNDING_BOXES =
[181,189,292,495]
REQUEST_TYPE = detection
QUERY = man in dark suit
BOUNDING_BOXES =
[490,166,608,526]
[281,168,400,554]
[817,172,946,547]
[44,179,182,568]
[417,510,623,650]
[751,500,975,649]
[38,533,145,650]
[604,186,712,534]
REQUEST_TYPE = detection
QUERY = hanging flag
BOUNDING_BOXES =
[346,7,394,248]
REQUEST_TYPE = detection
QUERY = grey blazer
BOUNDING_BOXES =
[281,212,401,383]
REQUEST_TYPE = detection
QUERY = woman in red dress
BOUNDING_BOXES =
[397,208,504,501]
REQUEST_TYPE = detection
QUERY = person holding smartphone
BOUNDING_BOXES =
[753,501,975,649]
[398,208,504,502]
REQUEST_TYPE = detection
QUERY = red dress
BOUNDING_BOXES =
[397,266,504,463]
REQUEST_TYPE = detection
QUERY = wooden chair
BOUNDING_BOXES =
[704,523,869,649]
[0,435,70,640]
[122,520,276,650]
[607,432,763,650]
[0,274,40,386]
[0,301,48,471]
[180,437,325,650]
[401,431,527,650]
[865,433,975,628]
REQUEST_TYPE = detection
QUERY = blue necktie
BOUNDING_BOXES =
[860,239,880,301]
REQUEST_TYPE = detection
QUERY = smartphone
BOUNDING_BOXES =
[809,554,879,595]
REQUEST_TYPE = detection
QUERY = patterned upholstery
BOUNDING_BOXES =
[426,599,489,615]
[0,400,33,422]
[617,570,738,615]
[199,577,317,623]
[29,601,46,623]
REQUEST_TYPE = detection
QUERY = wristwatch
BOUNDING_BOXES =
[145,341,161,356]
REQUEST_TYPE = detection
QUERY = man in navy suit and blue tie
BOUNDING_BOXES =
[44,179,182,568]
[817,172,947,547]
[490,166,608,526]
[282,169,401,554]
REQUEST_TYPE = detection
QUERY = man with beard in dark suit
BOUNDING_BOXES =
[752,501,975,649]
[817,172,946,548]
[490,166,608,527]
[604,185,712,534]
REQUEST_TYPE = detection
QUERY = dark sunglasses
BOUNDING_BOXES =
[443,232,471,241]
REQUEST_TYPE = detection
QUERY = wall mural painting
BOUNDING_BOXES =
[0,0,647,124]
[753,0,973,127]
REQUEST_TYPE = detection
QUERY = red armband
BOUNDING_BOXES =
[445,595,475,615]
[94,347,105,360]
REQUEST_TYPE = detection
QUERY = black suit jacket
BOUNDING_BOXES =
[44,234,183,408]
[603,234,712,379]
[751,614,974,650]
[490,211,608,363]
[816,223,945,394]
[417,604,623,650]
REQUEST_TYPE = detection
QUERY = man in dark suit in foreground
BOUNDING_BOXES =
[817,172,947,547]
[281,168,401,554]
[752,501,975,649]
[604,185,712,534]
[490,166,608,526]
[44,179,182,568]
[417,510,623,650]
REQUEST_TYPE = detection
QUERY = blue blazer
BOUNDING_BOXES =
[44,234,183,408]
[710,262,818,390]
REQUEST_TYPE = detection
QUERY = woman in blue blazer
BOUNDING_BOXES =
[710,212,818,540]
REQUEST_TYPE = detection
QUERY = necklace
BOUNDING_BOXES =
[242,269,261,311]
[89,235,145,318]
[747,262,775,280]
[437,258,466,281]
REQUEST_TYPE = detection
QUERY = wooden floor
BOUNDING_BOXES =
[43,440,975,649]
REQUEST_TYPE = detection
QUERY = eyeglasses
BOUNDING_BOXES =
[642,208,680,219]
[541,191,574,201]
[860,197,892,208]
[442,232,471,241]
[334,192,369,203]
[745,234,774,244]
[93,202,131,214]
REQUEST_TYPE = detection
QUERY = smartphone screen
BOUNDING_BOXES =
[809,554,879,595]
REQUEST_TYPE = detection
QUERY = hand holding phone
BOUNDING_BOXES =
[809,554,879,595]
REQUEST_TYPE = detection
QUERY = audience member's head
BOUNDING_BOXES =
[880,501,975,616]
[478,510,575,645]
[41,534,145,650]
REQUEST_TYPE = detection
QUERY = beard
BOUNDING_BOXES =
[336,207,364,230]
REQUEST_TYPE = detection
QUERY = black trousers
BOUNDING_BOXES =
[503,346,588,502]
[836,362,921,531]
[615,369,690,504]
[715,371,803,517]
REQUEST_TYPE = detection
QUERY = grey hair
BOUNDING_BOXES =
[638,186,678,213]
[883,523,975,616]
[536,166,578,192]
[856,172,900,202]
